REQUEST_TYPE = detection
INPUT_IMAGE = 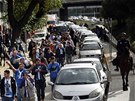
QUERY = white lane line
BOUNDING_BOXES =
[108,87,130,101]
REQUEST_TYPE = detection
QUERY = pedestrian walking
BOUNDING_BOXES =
[48,56,60,91]
[0,70,16,101]
[19,72,36,101]
[31,58,48,101]
[28,39,36,59]
[10,50,20,69]
[56,43,65,67]
[65,42,73,64]
[6,61,27,101]
[40,52,48,67]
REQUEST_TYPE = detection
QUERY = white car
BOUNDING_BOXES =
[83,36,103,48]
[49,63,107,101]
[32,31,47,45]
[79,30,97,41]
[73,58,111,98]
[79,42,103,58]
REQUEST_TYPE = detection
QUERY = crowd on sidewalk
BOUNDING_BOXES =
[0,26,80,101]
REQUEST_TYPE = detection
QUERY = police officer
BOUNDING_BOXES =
[117,32,130,55]
[115,32,130,71]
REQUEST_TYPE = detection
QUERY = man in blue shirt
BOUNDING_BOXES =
[6,61,27,101]
[48,56,60,91]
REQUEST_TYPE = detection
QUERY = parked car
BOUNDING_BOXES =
[53,24,69,34]
[73,57,111,99]
[49,63,108,101]
[79,42,103,58]
[83,36,103,47]
[79,30,97,41]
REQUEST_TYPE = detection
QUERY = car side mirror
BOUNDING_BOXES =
[101,77,107,84]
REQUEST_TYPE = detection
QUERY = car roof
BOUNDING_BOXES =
[34,31,47,35]
[82,41,99,45]
[73,57,100,62]
[81,32,95,35]
[61,63,97,70]
[84,36,99,39]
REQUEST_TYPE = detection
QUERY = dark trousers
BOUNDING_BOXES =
[57,58,64,67]
[2,96,13,101]
[51,78,56,92]
[35,80,46,101]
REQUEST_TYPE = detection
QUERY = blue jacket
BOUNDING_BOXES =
[15,68,27,88]
[48,62,60,79]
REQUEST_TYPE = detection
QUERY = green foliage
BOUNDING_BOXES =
[7,0,62,32]
[14,0,31,21]
[45,0,62,11]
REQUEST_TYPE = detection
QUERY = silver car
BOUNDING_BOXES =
[49,63,107,101]
[79,42,103,58]
[73,58,111,99]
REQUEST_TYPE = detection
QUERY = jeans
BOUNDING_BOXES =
[35,80,46,101]
[17,88,23,101]
[2,96,13,101]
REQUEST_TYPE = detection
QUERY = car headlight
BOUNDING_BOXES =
[53,91,63,99]
[89,88,102,98]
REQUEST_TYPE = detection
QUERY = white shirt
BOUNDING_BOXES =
[4,78,13,97]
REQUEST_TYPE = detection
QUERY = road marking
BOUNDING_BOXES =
[108,87,130,101]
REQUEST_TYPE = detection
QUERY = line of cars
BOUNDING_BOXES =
[48,23,111,101]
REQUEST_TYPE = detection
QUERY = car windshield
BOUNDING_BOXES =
[84,40,98,43]
[56,68,99,85]
[72,61,103,71]
[81,43,100,50]
[47,21,56,25]
[34,34,45,38]
[53,26,68,33]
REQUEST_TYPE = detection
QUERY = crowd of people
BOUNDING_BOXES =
[0,26,79,101]
[0,21,133,100]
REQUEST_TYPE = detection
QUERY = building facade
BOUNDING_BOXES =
[68,5,102,17]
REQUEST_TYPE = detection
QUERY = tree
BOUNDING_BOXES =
[6,0,62,44]
[101,0,129,25]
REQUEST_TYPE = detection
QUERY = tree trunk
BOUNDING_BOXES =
[11,27,21,46]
